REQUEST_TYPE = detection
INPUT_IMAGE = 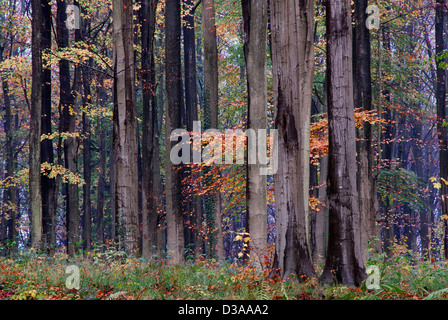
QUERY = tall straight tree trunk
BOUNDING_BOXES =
[436,0,448,259]
[58,0,79,257]
[141,0,159,258]
[314,74,328,264]
[82,58,93,253]
[30,0,43,249]
[353,0,380,263]
[242,0,268,264]
[270,0,315,279]
[320,0,366,286]
[96,115,105,247]
[183,0,202,260]
[202,0,223,259]
[113,0,140,255]
[2,55,17,255]
[165,0,185,264]
[41,0,56,253]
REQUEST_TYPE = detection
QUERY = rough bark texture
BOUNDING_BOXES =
[113,0,139,255]
[353,0,380,263]
[270,0,315,279]
[242,0,268,265]
[320,0,366,286]
[165,0,185,264]
[141,0,159,258]
[30,0,43,249]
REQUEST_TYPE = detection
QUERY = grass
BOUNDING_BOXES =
[1,244,448,300]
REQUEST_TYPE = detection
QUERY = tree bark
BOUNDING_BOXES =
[202,0,223,260]
[141,0,159,258]
[41,0,56,253]
[436,0,448,259]
[30,0,43,249]
[183,0,202,260]
[270,0,315,279]
[113,0,140,255]
[353,0,380,263]
[242,0,268,266]
[320,0,366,286]
[165,0,185,264]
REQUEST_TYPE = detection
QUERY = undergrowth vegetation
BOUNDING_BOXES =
[1,243,448,300]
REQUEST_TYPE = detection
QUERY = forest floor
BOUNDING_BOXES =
[1,245,448,300]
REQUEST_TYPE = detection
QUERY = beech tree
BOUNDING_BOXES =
[320,0,366,286]
[113,0,139,255]
[165,0,185,264]
[141,0,159,258]
[353,0,380,263]
[241,0,268,263]
[270,0,315,279]
[435,0,448,259]
[30,0,43,249]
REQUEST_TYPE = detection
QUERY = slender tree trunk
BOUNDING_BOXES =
[141,0,159,258]
[96,114,105,248]
[2,56,17,255]
[436,0,448,259]
[270,0,315,279]
[30,0,43,249]
[183,0,202,260]
[165,0,185,264]
[353,0,380,263]
[242,0,268,266]
[41,0,56,253]
[113,0,140,255]
[320,0,366,286]
[202,0,223,260]
[82,54,93,253]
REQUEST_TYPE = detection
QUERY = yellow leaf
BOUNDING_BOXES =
[434,182,442,189]
[234,235,243,242]
[237,252,244,258]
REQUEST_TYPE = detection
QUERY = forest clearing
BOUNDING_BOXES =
[1,0,448,302]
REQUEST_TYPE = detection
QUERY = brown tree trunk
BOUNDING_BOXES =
[436,0,448,259]
[242,0,268,266]
[183,0,202,260]
[113,0,140,255]
[270,0,315,279]
[320,0,366,286]
[41,0,56,253]
[165,0,185,264]
[30,0,43,249]
[202,0,223,260]
[353,0,380,264]
[141,0,159,258]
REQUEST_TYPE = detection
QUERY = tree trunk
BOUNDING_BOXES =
[270,0,315,279]
[82,54,93,253]
[165,0,185,264]
[30,0,43,249]
[353,0,380,263]
[202,0,223,260]
[41,0,56,253]
[242,0,268,266]
[183,0,202,260]
[436,0,448,259]
[113,0,140,255]
[1,55,17,255]
[320,0,366,286]
[141,0,159,258]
